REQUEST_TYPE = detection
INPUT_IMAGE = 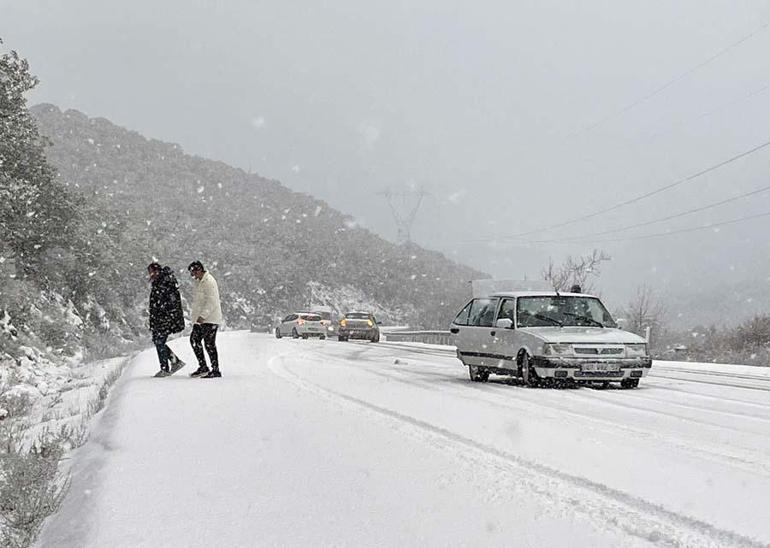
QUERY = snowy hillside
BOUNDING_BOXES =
[31,104,484,329]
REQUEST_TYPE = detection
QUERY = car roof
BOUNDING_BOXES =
[345,311,372,315]
[488,291,598,298]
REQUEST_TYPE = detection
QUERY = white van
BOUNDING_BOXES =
[450,290,652,388]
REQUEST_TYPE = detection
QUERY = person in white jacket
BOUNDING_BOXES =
[187,261,223,378]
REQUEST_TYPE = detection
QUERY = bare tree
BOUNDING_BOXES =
[541,250,611,293]
[622,284,666,337]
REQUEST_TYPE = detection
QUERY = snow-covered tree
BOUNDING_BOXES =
[0,39,75,279]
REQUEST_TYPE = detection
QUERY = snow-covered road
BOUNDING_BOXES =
[39,332,770,547]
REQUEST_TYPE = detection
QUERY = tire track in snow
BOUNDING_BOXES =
[331,353,770,479]
[644,383,770,410]
[653,366,770,383]
[267,351,767,548]
[586,387,770,424]
[379,341,770,393]
[324,342,770,474]
[332,343,770,464]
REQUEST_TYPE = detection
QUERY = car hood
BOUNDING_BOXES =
[518,326,646,344]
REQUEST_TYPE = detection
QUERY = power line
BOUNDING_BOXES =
[483,183,770,245]
[473,209,770,247]
[571,209,770,244]
[503,138,770,240]
[643,82,770,143]
[568,19,770,137]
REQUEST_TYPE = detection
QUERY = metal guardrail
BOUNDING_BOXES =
[384,330,454,346]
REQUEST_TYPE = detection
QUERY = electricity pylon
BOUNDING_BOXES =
[378,189,429,245]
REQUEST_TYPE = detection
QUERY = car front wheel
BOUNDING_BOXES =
[621,378,640,389]
[275,328,282,339]
[521,353,540,388]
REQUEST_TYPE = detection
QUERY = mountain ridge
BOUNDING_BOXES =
[31,103,485,329]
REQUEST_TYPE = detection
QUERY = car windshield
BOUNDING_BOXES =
[345,313,370,320]
[517,296,617,328]
[300,314,322,321]
[314,311,332,320]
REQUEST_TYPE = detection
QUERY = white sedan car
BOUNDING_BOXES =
[450,291,652,388]
[275,313,327,340]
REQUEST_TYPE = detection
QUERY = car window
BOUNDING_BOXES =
[346,313,370,319]
[301,314,322,321]
[517,296,617,328]
[498,298,516,323]
[469,298,499,327]
[453,301,473,326]
[282,315,294,322]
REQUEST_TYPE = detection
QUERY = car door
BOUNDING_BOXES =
[472,298,500,367]
[489,297,518,371]
[451,300,474,361]
[455,298,499,366]
[281,314,296,335]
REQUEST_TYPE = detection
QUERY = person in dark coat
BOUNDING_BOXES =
[148,262,186,376]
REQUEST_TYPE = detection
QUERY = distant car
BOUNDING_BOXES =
[249,315,274,333]
[337,312,380,342]
[275,313,326,339]
[312,309,337,337]
[451,290,652,388]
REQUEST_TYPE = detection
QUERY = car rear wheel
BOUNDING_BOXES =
[521,353,540,388]
[320,335,326,340]
[275,328,282,339]
[621,378,640,389]
[468,364,490,382]
[338,336,348,342]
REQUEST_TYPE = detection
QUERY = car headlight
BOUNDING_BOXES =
[543,343,572,356]
[625,343,648,357]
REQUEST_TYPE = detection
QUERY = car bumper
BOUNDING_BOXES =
[530,356,652,381]
[296,327,326,337]
[338,329,378,339]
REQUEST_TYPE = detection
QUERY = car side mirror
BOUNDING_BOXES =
[495,318,513,329]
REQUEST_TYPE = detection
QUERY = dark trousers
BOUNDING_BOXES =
[191,323,219,370]
[152,332,178,371]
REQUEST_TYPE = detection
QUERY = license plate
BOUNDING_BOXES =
[581,362,619,372]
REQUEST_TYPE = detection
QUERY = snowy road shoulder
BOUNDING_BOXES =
[38,332,770,547]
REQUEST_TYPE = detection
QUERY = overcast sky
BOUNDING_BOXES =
[3,0,770,311]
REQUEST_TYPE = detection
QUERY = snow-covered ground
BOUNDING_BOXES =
[38,332,770,547]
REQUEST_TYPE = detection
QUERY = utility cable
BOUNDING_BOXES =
[568,19,770,137]
[501,139,770,240]
[477,183,770,245]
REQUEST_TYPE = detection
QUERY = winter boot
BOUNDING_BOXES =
[190,366,210,378]
[200,368,222,379]
[154,369,171,378]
